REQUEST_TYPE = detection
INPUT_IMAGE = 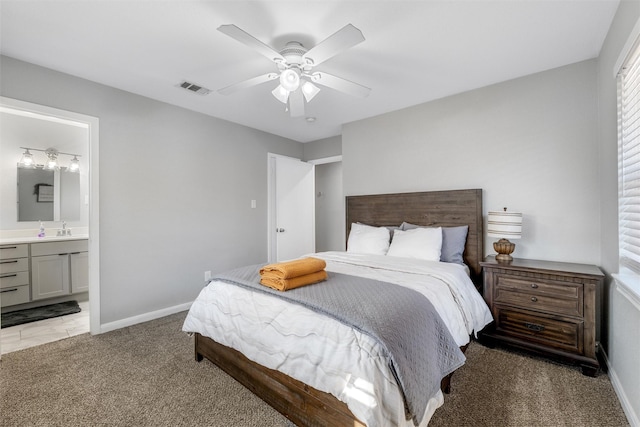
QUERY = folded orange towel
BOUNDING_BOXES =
[260,270,328,291]
[259,257,327,279]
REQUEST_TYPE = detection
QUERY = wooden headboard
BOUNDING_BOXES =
[346,189,484,283]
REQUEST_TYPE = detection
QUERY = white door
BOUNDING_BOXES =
[268,154,315,262]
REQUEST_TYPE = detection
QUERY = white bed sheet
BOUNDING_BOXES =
[182,252,493,427]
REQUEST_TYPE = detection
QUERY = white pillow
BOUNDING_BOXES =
[347,223,391,255]
[387,227,442,261]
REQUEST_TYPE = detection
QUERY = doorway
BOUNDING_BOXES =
[313,160,344,252]
[0,97,100,355]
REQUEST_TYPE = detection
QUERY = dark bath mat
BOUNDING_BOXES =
[1,300,81,328]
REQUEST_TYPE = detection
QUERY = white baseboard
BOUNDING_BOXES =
[601,349,640,427]
[99,301,193,334]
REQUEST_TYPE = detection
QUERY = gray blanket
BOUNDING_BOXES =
[214,264,466,425]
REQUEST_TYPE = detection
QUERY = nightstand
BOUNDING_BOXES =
[480,256,604,376]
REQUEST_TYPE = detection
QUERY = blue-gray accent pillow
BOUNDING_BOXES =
[400,222,468,265]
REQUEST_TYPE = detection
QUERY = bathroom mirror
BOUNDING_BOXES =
[17,168,80,221]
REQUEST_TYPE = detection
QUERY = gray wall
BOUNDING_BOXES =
[597,1,640,424]
[0,56,303,324]
[303,135,342,161]
[343,59,600,265]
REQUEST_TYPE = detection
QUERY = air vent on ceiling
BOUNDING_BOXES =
[177,81,211,95]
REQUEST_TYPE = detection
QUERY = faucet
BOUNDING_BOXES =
[57,221,71,236]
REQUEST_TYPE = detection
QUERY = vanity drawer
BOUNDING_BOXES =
[495,306,583,354]
[31,240,88,257]
[0,244,29,260]
[0,271,30,289]
[0,258,29,275]
[0,284,30,307]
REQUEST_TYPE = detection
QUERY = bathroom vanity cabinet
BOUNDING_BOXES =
[0,238,88,308]
[31,240,88,300]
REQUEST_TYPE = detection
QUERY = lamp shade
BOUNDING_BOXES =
[487,209,522,240]
[272,85,289,104]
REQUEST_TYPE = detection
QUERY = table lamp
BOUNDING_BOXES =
[487,208,522,262]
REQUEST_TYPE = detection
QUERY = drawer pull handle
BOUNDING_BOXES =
[0,274,18,279]
[1,246,18,250]
[0,288,18,293]
[524,322,545,332]
[531,296,538,302]
[531,283,539,289]
[0,260,18,264]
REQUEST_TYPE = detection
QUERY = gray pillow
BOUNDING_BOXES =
[400,222,468,265]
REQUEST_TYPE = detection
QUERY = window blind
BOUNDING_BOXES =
[618,37,640,274]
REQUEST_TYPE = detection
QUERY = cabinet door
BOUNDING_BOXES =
[32,254,70,300]
[70,252,89,294]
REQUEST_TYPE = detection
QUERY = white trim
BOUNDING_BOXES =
[614,16,640,76]
[613,271,640,312]
[0,105,88,128]
[100,301,193,333]
[602,348,640,427]
[0,97,101,337]
[267,153,277,263]
[307,155,342,165]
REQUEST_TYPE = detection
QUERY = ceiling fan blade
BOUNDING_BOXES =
[311,72,371,98]
[218,73,278,95]
[302,24,365,67]
[288,89,305,117]
[218,24,285,63]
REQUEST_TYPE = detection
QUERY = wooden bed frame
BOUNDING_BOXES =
[194,189,484,426]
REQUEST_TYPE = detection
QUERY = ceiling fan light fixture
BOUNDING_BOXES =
[272,85,289,104]
[302,81,320,102]
[280,68,300,92]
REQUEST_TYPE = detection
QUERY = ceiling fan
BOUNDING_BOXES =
[217,24,371,118]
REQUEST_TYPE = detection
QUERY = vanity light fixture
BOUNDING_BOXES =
[487,207,523,262]
[18,147,82,173]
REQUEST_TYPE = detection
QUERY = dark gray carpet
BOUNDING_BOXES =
[0,311,629,426]
[1,300,80,328]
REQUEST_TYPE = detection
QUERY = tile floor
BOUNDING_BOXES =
[0,300,90,355]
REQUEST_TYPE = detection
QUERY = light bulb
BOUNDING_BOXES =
[45,150,59,170]
[19,149,34,167]
[280,69,300,92]
[69,156,80,172]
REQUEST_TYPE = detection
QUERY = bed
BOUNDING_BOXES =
[183,189,491,426]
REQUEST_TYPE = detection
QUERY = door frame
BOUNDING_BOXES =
[0,97,100,336]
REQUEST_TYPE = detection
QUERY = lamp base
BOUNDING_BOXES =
[493,238,516,262]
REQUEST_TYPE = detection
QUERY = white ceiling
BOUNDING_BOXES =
[0,0,620,143]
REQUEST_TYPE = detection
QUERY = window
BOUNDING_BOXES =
[618,37,640,275]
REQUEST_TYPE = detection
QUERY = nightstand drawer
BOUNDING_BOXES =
[495,306,583,354]
[495,287,582,317]
[496,275,581,299]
